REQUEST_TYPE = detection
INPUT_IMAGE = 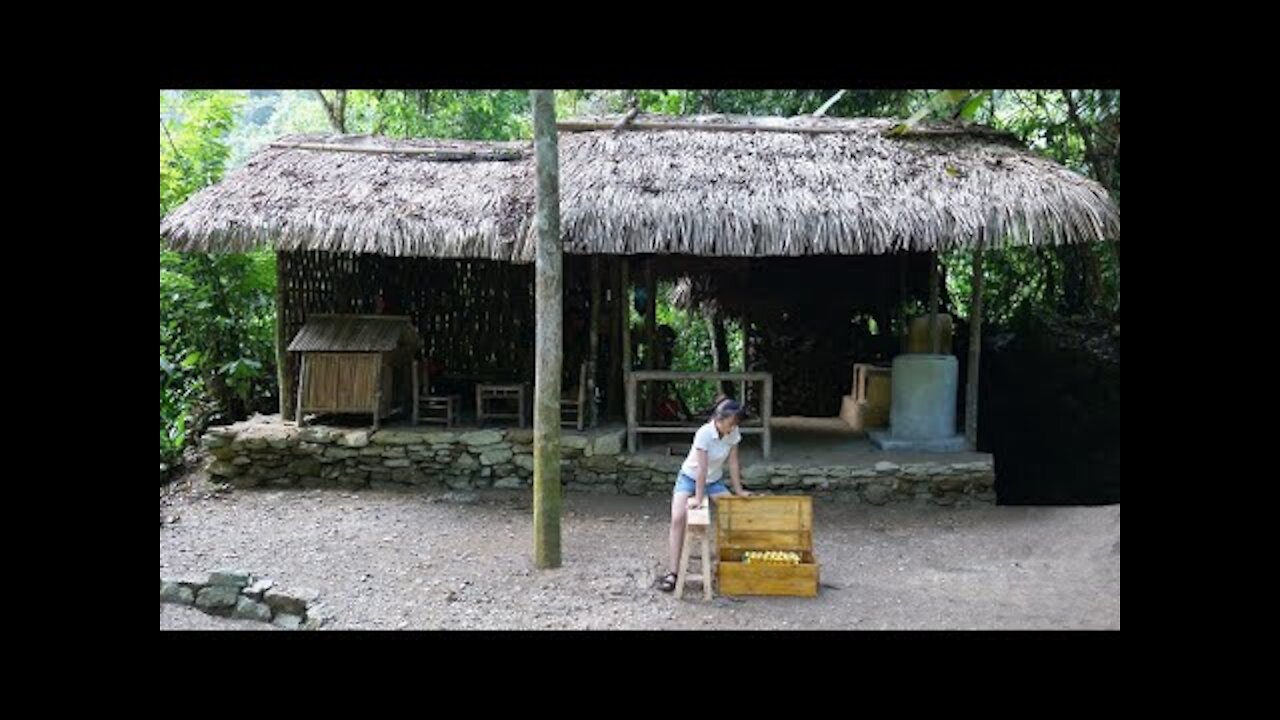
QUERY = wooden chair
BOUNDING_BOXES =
[561,361,588,431]
[417,363,461,427]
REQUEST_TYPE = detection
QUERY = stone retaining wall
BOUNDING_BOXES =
[201,420,995,505]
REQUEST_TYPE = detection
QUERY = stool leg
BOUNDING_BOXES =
[674,523,692,600]
[701,530,713,600]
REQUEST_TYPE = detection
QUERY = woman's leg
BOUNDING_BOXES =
[670,491,692,573]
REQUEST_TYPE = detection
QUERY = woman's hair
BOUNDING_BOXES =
[712,397,745,422]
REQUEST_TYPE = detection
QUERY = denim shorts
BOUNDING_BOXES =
[674,472,730,497]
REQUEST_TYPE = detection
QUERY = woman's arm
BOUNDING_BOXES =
[728,444,751,496]
[693,448,709,507]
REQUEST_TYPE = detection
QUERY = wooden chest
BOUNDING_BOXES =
[716,495,819,597]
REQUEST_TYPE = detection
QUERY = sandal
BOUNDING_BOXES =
[657,572,678,592]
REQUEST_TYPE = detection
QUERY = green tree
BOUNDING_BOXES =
[161,90,277,470]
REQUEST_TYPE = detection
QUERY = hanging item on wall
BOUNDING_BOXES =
[633,286,648,315]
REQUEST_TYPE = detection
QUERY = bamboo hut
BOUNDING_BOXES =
[162,114,1119,444]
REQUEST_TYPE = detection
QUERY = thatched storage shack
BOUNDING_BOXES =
[287,314,421,429]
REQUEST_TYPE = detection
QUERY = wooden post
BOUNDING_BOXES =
[606,259,622,420]
[898,252,909,354]
[621,259,632,418]
[626,370,638,453]
[411,359,420,426]
[276,251,295,421]
[295,354,308,427]
[644,258,657,420]
[589,255,601,427]
[372,360,382,431]
[762,374,773,460]
[965,231,986,449]
[741,303,750,409]
[531,90,563,569]
[928,251,940,354]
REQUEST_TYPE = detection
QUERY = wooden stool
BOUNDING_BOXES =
[675,502,713,601]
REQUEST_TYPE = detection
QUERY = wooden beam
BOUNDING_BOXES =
[630,370,772,381]
[613,107,639,129]
[531,90,563,569]
[267,141,526,161]
[812,90,847,117]
[557,120,864,135]
[965,231,986,449]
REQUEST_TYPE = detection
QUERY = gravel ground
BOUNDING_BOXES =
[160,473,1119,630]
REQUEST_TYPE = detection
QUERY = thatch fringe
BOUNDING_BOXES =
[161,115,1119,261]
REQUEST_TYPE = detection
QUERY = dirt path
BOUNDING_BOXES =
[160,475,1119,630]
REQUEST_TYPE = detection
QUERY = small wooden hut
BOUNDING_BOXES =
[287,314,421,429]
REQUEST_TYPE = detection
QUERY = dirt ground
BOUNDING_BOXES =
[159,473,1119,630]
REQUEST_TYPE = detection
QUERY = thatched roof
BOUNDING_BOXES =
[162,114,1119,261]
[287,314,421,353]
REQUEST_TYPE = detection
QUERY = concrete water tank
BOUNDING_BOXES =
[889,354,958,439]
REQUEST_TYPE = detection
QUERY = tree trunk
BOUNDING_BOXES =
[531,90,562,569]
[707,309,733,397]
[315,90,348,133]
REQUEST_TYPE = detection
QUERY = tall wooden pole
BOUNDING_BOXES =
[620,260,632,400]
[276,251,295,421]
[606,260,622,420]
[531,90,562,569]
[965,231,986,449]
[589,256,601,427]
[644,258,657,419]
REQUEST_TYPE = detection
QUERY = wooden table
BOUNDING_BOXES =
[476,383,528,428]
[626,370,773,458]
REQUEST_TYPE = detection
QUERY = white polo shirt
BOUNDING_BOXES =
[680,422,742,483]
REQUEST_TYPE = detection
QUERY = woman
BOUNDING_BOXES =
[658,397,752,592]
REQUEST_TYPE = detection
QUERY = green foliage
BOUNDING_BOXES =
[161,90,277,468]
[942,90,1121,324]
[346,90,534,140]
[640,284,745,413]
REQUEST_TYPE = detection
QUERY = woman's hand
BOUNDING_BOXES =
[688,495,706,509]
[736,488,753,497]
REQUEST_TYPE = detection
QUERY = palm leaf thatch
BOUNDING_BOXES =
[161,114,1119,261]
[286,314,421,353]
